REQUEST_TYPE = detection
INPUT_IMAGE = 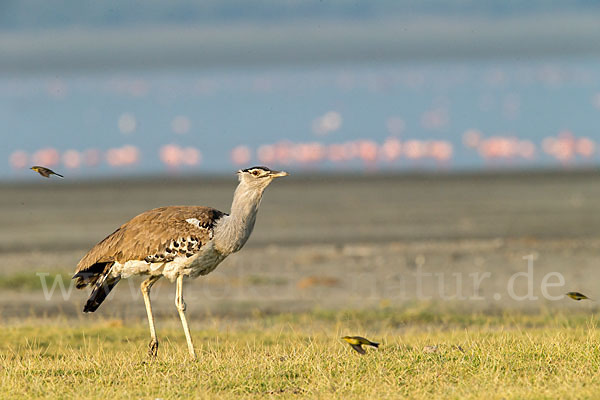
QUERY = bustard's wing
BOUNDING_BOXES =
[73,206,226,287]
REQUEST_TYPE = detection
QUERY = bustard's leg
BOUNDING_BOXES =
[175,274,196,359]
[141,275,161,357]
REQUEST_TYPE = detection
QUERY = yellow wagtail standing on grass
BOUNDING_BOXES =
[342,336,379,355]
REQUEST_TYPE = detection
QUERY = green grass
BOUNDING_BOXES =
[0,271,70,291]
[2,311,600,399]
[244,274,289,286]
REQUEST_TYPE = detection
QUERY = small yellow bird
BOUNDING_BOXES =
[566,292,592,301]
[30,166,64,178]
[341,336,379,355]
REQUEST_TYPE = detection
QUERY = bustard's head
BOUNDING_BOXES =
[237,166,288,190]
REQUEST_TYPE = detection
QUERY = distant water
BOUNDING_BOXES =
[3,57,600,180]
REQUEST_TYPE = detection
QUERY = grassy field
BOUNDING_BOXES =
[3,173,600,398]
[2,309,600,399]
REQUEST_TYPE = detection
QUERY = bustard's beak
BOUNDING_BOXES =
[270,170,288,178]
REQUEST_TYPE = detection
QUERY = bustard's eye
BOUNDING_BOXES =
[251,170,260,176]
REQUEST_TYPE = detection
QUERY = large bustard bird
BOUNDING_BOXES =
[73,166,288,358]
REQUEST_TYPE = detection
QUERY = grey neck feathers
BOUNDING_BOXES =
[213,180,265,255]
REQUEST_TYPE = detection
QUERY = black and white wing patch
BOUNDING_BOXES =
[142,218,214,263]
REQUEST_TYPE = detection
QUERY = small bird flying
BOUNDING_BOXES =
[342,336,379,354]
[30,166,64,178]
[566,291,592,301]
[72,166,287,359]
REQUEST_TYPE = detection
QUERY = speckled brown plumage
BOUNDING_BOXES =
[73,206,226,288]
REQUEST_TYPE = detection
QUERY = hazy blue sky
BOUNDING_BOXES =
[3,1,600,31]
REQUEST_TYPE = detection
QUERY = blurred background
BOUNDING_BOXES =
[4,0,600,180]
[3,1,600,319]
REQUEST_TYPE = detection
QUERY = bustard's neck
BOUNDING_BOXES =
[213,180,265,255]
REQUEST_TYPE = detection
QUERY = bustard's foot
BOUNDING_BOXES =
[148,339,159,357]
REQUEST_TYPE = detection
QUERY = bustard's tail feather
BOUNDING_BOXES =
[78,265,121,313]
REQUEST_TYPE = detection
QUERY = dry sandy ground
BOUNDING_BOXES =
[2,171,600,320]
